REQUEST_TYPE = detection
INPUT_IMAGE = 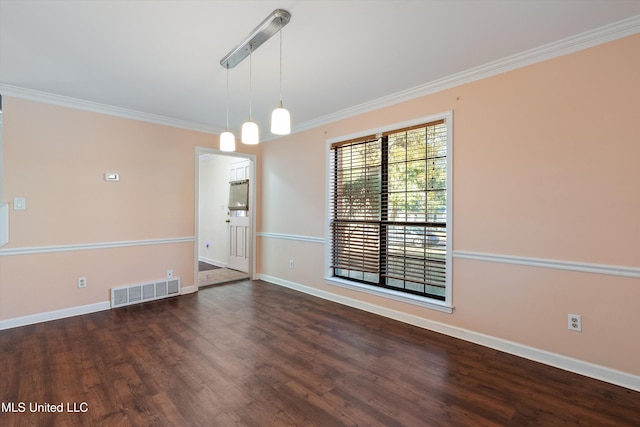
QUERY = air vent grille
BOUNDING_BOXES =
[111,277,181,308]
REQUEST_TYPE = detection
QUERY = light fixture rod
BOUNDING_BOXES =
[225,67,230,129]
[278,24,283,103]
[248,50,253,119]
[220,9,291,69]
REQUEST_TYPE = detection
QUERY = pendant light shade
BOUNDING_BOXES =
[241,121,259,144]
[241,49,259,144]
[220,67,236,152]
[270,24,291,135]
[271,102,290,135]
[220,131,236,151]
[219,10,292,143]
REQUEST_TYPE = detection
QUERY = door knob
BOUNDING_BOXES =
[225,219,230,223]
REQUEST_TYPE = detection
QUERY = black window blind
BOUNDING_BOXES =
[330,119,447,300]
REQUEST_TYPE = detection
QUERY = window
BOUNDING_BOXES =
[328,115,451,308]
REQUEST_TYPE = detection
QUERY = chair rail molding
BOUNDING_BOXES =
[453,250,640,279]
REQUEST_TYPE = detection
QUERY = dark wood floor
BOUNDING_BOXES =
[1,280,638,426]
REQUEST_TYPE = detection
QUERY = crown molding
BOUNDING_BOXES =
[0,83,224,135]
[292,14,640,134]
[1,15,638,136]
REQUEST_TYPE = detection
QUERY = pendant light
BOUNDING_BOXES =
[219,10,291,142]
[241,48,259,145]
[271,22,290,135]
[219,67,236,152]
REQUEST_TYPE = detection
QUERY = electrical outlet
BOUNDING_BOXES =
[568,314,582,332]
[167,269,173,279]
[289,259,294,269]
[78,277,87,288]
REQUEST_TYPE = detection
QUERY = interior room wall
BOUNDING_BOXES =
[198,154,232,266]
[0,97,258,323]
[0,29,637,390]
[256,34,640,379]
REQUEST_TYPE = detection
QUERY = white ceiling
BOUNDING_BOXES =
[1,0,639,138]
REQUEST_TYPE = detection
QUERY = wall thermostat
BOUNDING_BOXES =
[105,173,120,182]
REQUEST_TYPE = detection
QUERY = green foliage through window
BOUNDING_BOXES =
[330,120,448,300]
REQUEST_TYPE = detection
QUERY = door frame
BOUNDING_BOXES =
[195,147,257,289]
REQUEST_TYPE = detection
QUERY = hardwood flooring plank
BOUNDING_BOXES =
[1,280,638,426]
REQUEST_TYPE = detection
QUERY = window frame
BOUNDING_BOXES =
[324,112,453,313]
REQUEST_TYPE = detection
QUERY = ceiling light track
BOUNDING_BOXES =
[220,9,291,69]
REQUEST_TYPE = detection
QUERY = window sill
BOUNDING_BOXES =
[324,276,453,314]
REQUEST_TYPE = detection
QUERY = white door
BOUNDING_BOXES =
[227,159,250,273]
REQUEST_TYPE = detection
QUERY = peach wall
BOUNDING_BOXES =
[452,258,640,373]
[0,31,638,384]
[452,35,640,265]
[0,97,258,321]
[257,34,640,377]
[259,126,328,237]
[0,243,193,319]
[2,99,198,247]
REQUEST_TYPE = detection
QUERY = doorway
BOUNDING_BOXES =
[195,148,256,288]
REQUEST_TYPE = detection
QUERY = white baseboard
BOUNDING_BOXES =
[0,301,111,331]
[1,284,199,330]
[198,257,227,268]
[181,285,198,295]
[258,274,640,392]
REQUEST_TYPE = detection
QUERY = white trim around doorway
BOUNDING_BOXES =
[195,147,257,288]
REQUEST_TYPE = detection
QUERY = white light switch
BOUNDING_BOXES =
[14,197,26,210]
